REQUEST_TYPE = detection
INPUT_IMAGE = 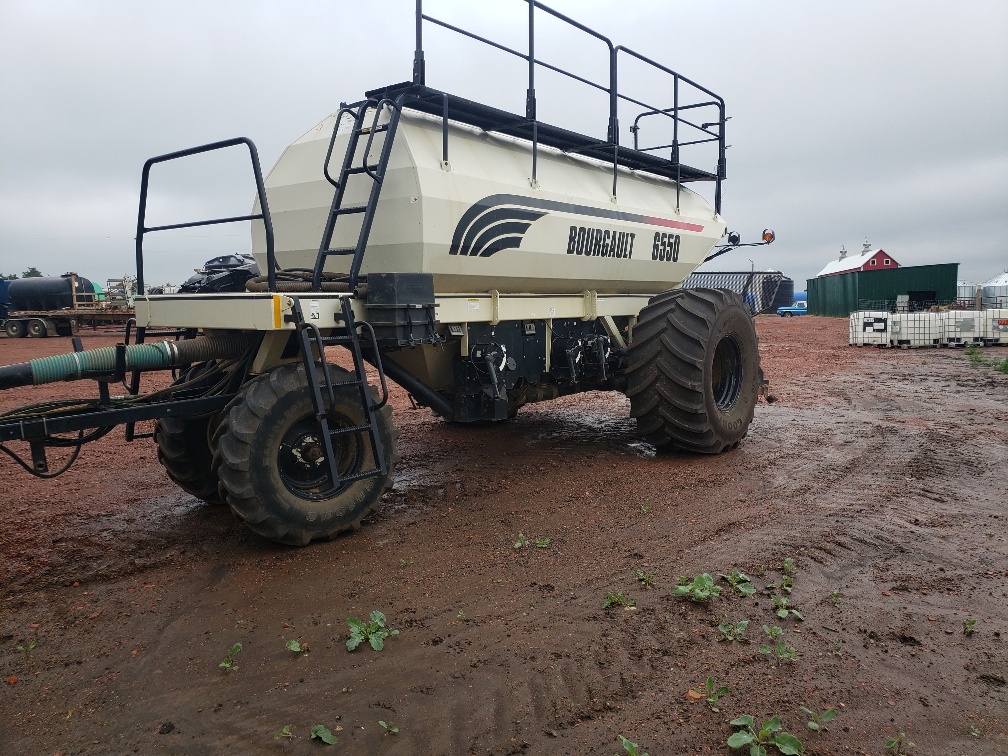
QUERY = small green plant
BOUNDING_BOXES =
[884,730,914,754]
[379,720,398,735]
[674,573,721,602]
[963,618,977,636]
[399,557,414,568]
[15,639,37,658]
[717,618,750,643]
[829,589,842,606]
[603,590,636,609]
[998,356,1008,374]
[721,568,756,597]
[782,557,797,576]
[310,724,337,744]
[780,575,793,594]
[639,503,652,514]
[727,715,804,755]
[457,609,466,620]
[514,532,530,549]
[760,625,797,664]
[800,706,837,732]
[773,595,804,621]
[219,642,242,671]
[346,611,399,652]
[969,724,981,737]
[696,677,729,712]
[985,529,994,537]
[617,734,649,756]
[535,537,551,548]
[830,638,843,656]
[965,343,986,364]
[635,569,656,589]
[275,724,294,740]
[285,639,309,654]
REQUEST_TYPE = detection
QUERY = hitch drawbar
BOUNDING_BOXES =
[0,335,256,390]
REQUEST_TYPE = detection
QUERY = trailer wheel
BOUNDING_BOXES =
[27,319,47,337]
[154,364,225,505]
[4,319,26,338]
[213,363,398,546]
[625,288,760,453]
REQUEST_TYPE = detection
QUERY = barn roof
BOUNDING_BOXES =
[816,244,893,277]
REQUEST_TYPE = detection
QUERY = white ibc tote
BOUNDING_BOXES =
[941,311,982,347]
[849,311,892,346]
[891,312,941,348]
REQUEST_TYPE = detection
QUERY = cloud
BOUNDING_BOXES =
[1,0,1006,288]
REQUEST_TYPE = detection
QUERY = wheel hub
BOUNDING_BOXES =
[711,334,743,411]
[277,416,363,500]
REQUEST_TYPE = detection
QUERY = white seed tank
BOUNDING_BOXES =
[253,109,725,295]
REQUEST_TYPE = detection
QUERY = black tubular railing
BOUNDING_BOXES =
[413,0,726,211]
[135,137,276,293]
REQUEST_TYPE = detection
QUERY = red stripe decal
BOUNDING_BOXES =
[643,216,705,233]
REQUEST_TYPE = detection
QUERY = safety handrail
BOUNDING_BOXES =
[413,0,726,211]
[135,137,277,293]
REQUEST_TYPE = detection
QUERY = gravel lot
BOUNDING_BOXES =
[1,316,1006,754]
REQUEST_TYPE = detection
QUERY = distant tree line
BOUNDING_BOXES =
[0,267,44,280]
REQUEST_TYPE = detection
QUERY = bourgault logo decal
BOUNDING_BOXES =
[567,226,635,258]
[449,194,704,258]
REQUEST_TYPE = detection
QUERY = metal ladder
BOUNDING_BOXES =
[313,96,404,291]
[291,297,390,492]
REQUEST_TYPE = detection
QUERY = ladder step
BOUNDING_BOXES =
[334,205,368,215]
[337,467,382,484]
[344,165,380,175]
[320,378,364,390]
[329,422,373,437]
[319,335,355,344]
[323,247,357,256]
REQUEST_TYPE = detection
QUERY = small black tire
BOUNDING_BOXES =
[27,319,47,337]
[784,312,793,318]
[4,319,26,338]
[212,362,398,546]
[625,288,761,453]
[154,364,225,505]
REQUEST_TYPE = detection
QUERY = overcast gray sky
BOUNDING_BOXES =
[1,0,1006,290]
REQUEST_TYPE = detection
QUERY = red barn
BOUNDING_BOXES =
[816,242,899,277]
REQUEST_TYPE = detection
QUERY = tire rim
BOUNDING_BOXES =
[711,334,743,411]
[277,413,364,500]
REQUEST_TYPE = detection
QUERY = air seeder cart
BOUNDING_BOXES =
[0,1,772,545]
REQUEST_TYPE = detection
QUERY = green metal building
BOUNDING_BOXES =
[806,263,959,317]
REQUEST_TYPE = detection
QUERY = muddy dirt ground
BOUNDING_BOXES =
[1,317,1006,755]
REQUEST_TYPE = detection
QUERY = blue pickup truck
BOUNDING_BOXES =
[776,301,808,317]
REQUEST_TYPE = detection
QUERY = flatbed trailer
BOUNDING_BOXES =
[2,307,135,338]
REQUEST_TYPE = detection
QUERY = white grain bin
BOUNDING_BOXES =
[849,311,891,346]
[890,312,941,348]
[941,311,982,346]
[982,309,1008,344]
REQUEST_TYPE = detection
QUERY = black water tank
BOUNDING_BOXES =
[8,275,96,311]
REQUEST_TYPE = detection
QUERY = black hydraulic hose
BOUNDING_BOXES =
[0,335,258,390]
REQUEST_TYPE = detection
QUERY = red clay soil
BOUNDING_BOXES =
[1,317,1006,755]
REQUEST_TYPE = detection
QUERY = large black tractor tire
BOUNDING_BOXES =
[154,364,225,505]
[212,363,398,546]
[625,288,761,453]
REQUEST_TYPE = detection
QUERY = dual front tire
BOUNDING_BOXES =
[154,361,397,546]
